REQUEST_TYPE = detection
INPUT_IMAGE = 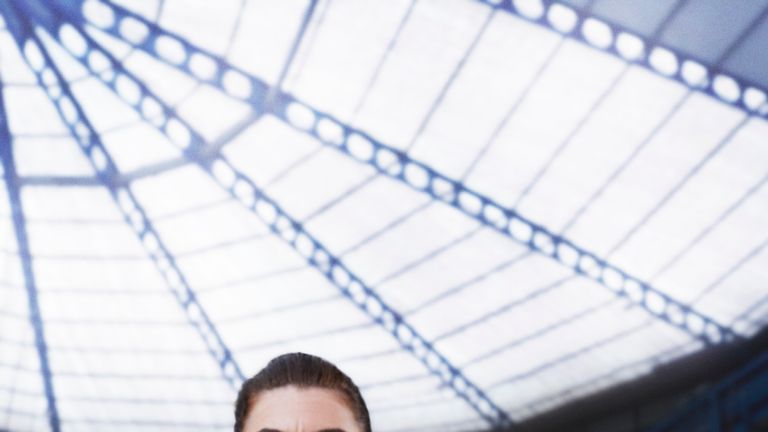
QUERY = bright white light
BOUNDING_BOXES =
[82,0,115,29]
[57,96,78,125]
[649,47,679,76]
[211,160,236,187]
[186,302,204,324]
[666,303,685,325]
[142,232,160,254]
[380,309,397,332]
[430,176,456,201]
[346,133,374,161]
[509,217,533,243]
[713,74,741,102]
[366,296,383,317]
[59,24,87,57]
[23,40,45,71]
[458,190,483,216]
[233,179,255,207]
[602,267,624,291]
[316,118,344,144]
[255,200,278,224]
[115,74,141,105]
[686,313,705,334]
[332,265,351,286]
[514,0,545,20]
[90,147,108,172]
[453,376,468,392]
[119,17,149,44]
[222,70,252,99]
[116,188,135,213]
[312,248,331,272]
[141,97,165,125]
[397,324,414,343]
[625,279,644,303]
[681,60,708,86]
[557,242,579,266]
[404,162,430,190]
[743,87,766,111]
[644,290,666,315]
[582,18,613,49]
[87,50,110,74]
[547,4,578,33]
[165,119,191,148]
[295,232,315,258]
[615,32,644,61]
[374,146,399,174]
[155,35,187,65]
[482,203,508,230]
[578,254,600,277]
[348,280,367,305]
[189,53,217,80]
[285,102,316,131]
[533,230,555,255]
[40,68,56,86]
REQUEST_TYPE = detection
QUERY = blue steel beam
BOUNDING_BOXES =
[1,1,247,390]
[32,5,515,428]
[267,91,740,349]
[55,0,742,345]
[475,0,768,119]
[0,68,61,432]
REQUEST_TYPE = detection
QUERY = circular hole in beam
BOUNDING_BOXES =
[582,18,613,49]
[222,70,252,100]
[119,16,150,44]
[155,35,187,65]
[59,24,88,57]
[82,0,116,29]
[547,3,578,33]
[713,74,741,102]
[615,32,644,61]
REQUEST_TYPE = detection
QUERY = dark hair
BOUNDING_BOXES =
[234,352,371,432]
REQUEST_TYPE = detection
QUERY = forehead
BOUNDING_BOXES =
[244,386,360,432]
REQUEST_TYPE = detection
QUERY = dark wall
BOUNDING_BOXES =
[507,327,768,432]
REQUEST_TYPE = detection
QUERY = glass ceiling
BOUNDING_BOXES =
[0,0,767,431]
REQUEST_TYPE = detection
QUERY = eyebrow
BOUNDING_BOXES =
[258,429,348,432]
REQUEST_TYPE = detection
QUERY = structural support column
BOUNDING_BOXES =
[0,83,61,432]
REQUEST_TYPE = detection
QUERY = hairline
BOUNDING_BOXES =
[244,384,362,431]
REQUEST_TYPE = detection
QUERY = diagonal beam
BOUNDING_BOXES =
[0,73,61,432]
[474,0,768,119]
[269,93,741,348]
[1,0,246,390]
[34,6,515,428]
[201,0,318,158]
[61,0,743,345]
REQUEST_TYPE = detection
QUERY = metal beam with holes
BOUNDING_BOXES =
[53,0,741,345]
[270,94,741,347]
[2,0,247,390]
[0,71,62,432]
[29,3,515,427]
[476,0,768,118]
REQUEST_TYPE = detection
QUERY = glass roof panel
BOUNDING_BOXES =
[1,0,767,430]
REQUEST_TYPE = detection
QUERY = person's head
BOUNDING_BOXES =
[234,352,371,432]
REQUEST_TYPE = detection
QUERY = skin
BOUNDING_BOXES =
[242,385,362,432]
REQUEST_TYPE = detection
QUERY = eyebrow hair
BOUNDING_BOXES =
[258,429,348,432]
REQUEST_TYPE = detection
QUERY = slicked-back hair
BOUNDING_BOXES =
[234,352,371,432]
